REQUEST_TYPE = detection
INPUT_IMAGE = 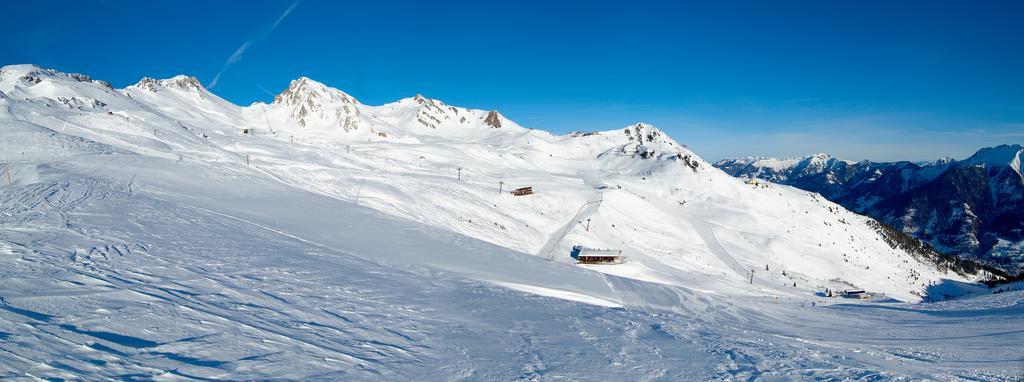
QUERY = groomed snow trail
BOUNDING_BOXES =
[692,220,754,283]
[539,197,603,261]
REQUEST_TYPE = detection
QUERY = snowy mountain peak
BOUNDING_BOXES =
[719,153,859,178]
[594,123,705,172]
[406,93,448,110]
[622,123,676,146]
[0,65,120,113]
[921,156,956,167]
[0,64,48,81]
[961,144,1023,168]
[129,75,204,93]
[0,64,114,91]
[0,64,56,81]
[808,152,833,161]
[0,63,43,72]
[273,77,359,107]
[959,144,1024,181]
[260,77,362,130]
[795,153,844,174]
[398,93,482,130]
[412,93,430,104]
[408,93,451,107]
[713,157,796,172]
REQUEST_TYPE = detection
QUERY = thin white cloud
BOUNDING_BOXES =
[208,1,299,89]
[226,41,254,66]
[269,1,298,30]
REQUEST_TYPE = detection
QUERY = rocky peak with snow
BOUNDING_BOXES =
[233,80,519,137]
[404,94,475,130]
[799,153,834,168]
[267,77,361,130]
[959,144,1023,179]
[130,75,204,93]
[587,123,705,173]
[0,64,62,85]
[618,123,687,155]
[716,153,866,184]
[0,64,115,92]
[273,77,359,107]
[622,123,670,145]
[920,156,955,167]
[961,144,1023,165]
[0,65,128,114]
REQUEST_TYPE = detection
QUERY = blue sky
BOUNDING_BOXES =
[3,0,1022,161]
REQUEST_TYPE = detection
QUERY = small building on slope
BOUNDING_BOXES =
[511,187,534,196]
[570,245,623,264]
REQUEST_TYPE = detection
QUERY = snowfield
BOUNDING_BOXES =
[1,64,1022,380]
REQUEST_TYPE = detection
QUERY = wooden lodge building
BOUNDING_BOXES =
[511,187,534,196]
[571,245,623,264]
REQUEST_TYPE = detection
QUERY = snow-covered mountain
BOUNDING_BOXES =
[716,147,1024,272]
[3,64,1020,380]
[0,63,988,301]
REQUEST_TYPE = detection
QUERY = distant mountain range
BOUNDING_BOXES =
[715,146,1024,272]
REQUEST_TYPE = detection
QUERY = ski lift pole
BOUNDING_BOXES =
[354,179,366,205]
[262,104,274,134]
[544,198,603,262]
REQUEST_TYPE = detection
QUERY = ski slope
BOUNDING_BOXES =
[1,64,1022,380]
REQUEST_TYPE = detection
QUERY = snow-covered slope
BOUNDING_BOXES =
[0,64,984,302]
[3,147,1020,380]
[2,64,1019,380]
